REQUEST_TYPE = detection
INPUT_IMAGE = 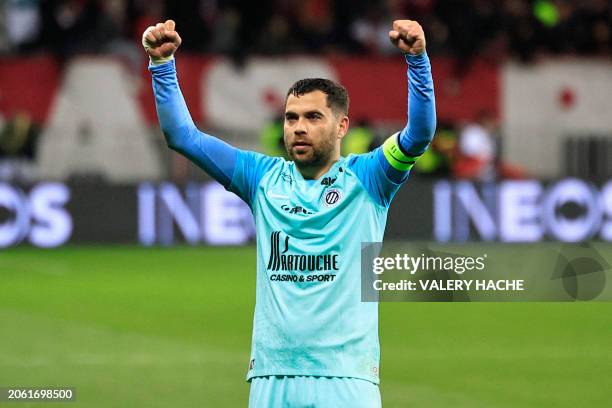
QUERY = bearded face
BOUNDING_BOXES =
[284,91,346,172]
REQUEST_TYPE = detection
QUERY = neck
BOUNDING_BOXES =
[296,157,339,180]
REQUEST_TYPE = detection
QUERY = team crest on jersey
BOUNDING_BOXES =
[322,188,342,207]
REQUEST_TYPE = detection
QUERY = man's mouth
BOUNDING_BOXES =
[292,141,312,153]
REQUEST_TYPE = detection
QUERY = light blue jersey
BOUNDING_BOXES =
[230,150,407,383]
[148,51,436,388]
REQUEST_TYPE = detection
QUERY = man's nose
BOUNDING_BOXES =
[294,117,308,135]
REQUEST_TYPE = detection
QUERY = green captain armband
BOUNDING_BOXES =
[382,133,419,171]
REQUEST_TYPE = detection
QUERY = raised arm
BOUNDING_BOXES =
[348,19,436,206]
[144,21,280,205]
[393,20,436,156]
[143,20,239,187]
[381,19,436,180]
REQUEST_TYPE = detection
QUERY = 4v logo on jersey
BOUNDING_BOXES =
[320,176,337,186]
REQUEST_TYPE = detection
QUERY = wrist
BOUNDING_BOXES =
[149,54,175,66]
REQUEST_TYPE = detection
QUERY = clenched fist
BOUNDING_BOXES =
[389,20,426,55]
[142,19,182,64]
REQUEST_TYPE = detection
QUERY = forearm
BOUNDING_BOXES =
[149,60,237,186]
[399,52,436,156]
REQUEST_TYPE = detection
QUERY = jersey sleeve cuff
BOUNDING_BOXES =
[404,51,428,65]
[148,58,176,75]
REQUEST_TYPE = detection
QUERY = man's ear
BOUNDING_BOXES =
[337,115,350,140]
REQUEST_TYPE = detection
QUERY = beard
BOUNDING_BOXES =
[285,132,335,169]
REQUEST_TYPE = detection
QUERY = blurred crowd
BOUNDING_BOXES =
[0,0,610,61]
[0,0,609,182]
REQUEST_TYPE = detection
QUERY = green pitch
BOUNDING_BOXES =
[0,245,610,407]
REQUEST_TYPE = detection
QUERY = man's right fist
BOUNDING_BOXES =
[142,19,182,64]
[389,20,426,56]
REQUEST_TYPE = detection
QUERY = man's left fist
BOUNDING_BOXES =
[389,20,426,55]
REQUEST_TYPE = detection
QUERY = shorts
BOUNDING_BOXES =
[248,375,382,408]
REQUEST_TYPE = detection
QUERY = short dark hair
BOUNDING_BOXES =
[286,78,349,115]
